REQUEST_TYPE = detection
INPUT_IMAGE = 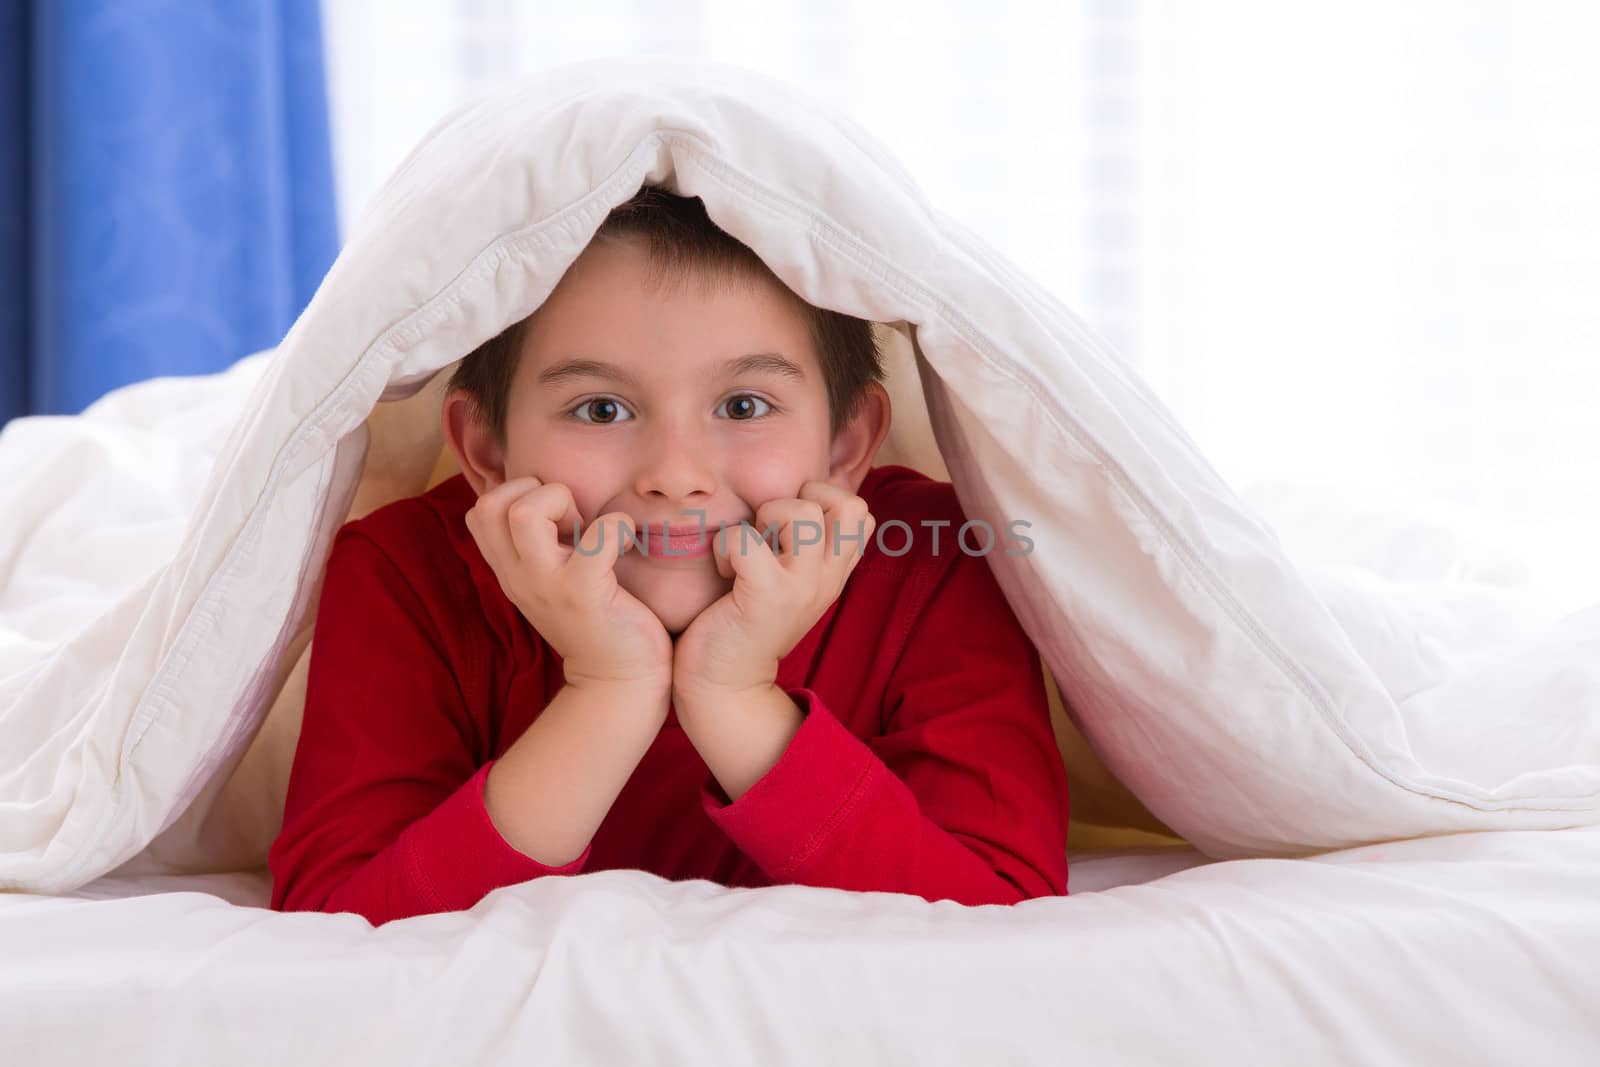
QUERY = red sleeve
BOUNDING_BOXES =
[698,550,1070,905]
[267,527,590,927]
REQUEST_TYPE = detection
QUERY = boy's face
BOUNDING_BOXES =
[495,236,846,635]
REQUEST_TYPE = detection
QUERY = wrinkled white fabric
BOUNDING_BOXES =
[2,832,1598,1065]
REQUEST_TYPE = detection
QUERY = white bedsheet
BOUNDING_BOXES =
[4,832,1598,1065]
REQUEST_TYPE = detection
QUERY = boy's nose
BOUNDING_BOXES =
[633,420,716,503]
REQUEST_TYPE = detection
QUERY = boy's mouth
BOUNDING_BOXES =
[637,523,717,560]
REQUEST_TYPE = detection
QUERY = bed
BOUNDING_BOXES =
[5,832,1599,1063]
[3,57,1598,1064]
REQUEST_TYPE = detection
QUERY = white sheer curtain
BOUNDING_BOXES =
[321,0,1600,610]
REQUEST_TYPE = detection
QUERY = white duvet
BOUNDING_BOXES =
[2,56,1599,1063]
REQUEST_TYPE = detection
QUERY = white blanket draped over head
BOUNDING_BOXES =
[2,57,1597,894]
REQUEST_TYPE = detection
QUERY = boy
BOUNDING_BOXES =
[268,187,1070,926]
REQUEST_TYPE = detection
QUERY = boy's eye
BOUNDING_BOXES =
[571,397,634,424]
[718,394,773,421]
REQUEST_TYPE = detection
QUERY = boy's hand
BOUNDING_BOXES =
[466,477,673,693]
[672,481,875,704]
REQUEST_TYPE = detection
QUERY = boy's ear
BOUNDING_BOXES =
[828,382,892,494]
[441,388,508,496]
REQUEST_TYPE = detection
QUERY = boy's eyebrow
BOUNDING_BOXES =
[536,352,806,390]
[536,358,643,390]
[714,352,807,383]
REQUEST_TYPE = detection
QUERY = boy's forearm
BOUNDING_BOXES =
[483,679,670,867]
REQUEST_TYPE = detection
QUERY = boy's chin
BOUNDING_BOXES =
[620,566,731,636]
[649,592,720,638]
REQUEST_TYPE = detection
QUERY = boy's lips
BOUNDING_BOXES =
[633,519,742,560]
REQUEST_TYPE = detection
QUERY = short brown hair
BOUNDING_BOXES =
[447,185,883,443]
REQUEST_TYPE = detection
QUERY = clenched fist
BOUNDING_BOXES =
[464,477,673,693]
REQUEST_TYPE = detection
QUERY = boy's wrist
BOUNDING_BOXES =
[564,670,673,706]
[672,652,781,708]
[672,678,783,718]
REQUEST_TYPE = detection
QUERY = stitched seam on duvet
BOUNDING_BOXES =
[664,134,1596,813]
[84,393,376,888]
[952,225,1198,448]
[131,442,347,850]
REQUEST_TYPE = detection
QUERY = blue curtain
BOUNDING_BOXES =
[0,1,339,426]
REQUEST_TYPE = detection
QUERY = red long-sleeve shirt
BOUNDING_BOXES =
[268,463,1070,925]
